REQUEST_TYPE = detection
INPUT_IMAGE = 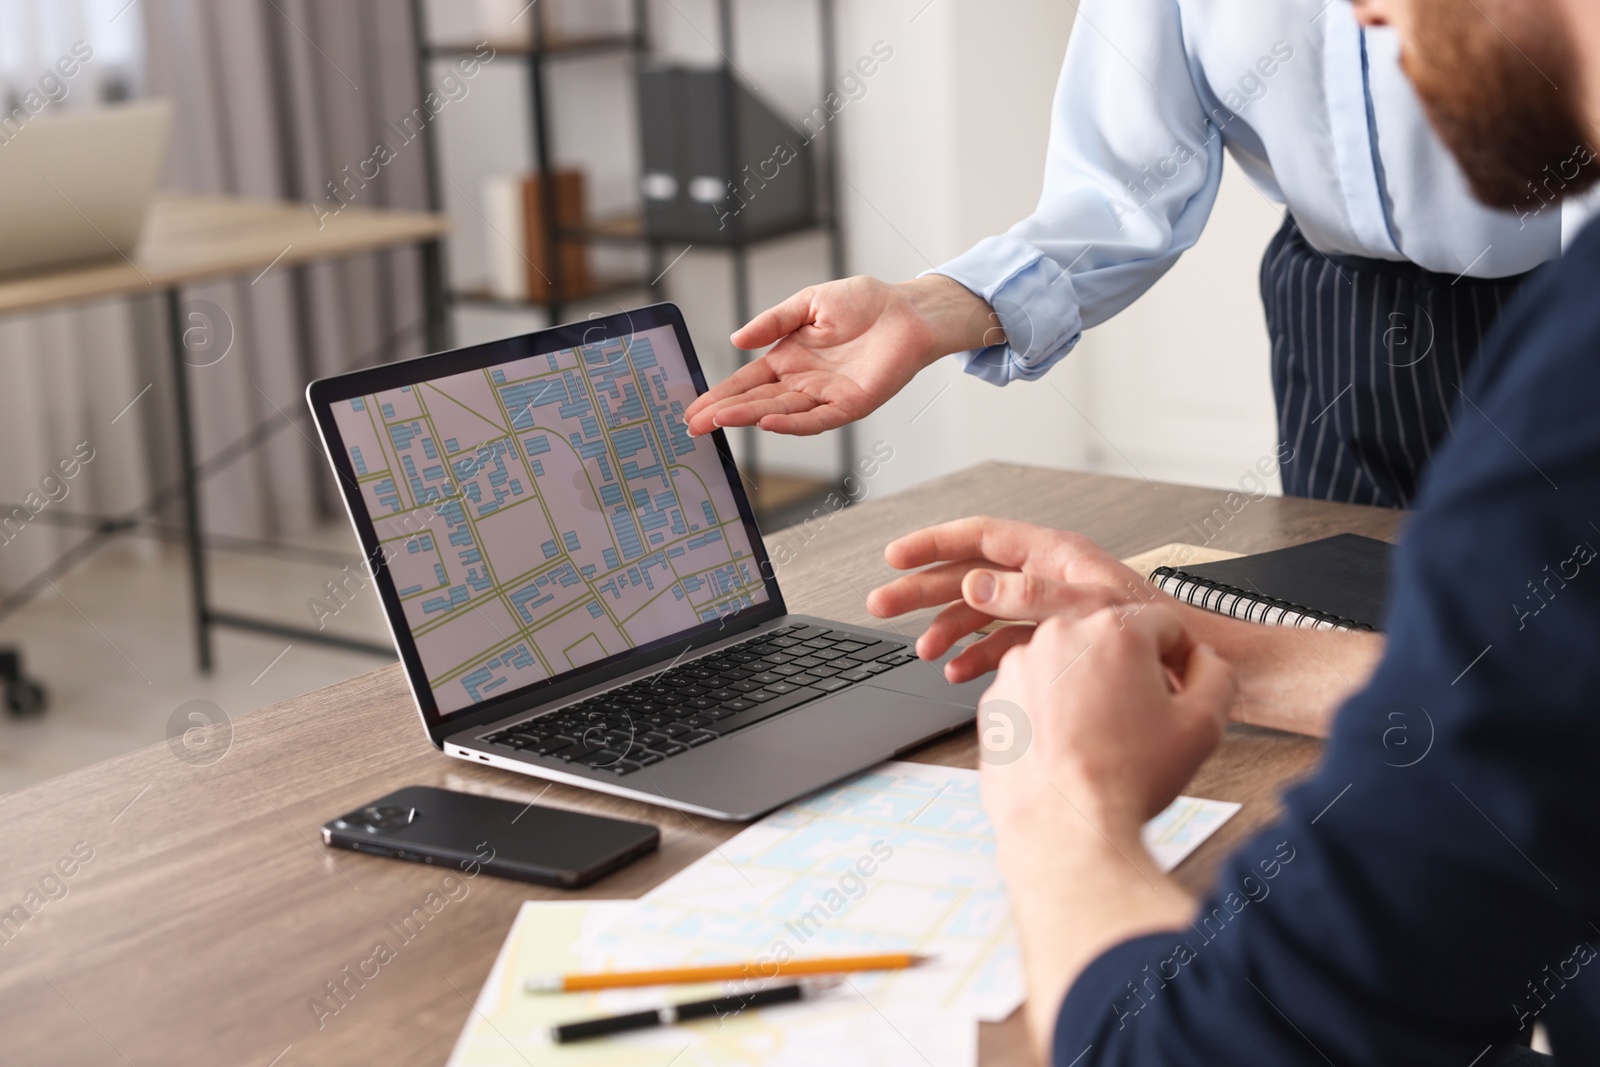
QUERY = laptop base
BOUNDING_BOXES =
[447,616,986,821]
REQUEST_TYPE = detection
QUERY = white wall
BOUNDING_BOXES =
[1072,165,1284,493]
[429,0,1283,498]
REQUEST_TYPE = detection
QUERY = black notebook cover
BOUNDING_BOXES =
[1157,533,1392,631]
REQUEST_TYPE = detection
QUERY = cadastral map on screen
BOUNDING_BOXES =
[331,324,768,713]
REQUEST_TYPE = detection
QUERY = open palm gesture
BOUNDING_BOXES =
[684,276,976,437]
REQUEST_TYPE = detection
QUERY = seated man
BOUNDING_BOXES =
[865,0,1600,1061]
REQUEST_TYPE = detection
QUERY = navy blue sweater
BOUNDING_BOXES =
[1053,221,1600,1065]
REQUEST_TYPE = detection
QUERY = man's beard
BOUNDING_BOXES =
[1401,0,1597,210]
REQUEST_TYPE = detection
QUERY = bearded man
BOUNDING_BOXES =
[865,0,1600,1063]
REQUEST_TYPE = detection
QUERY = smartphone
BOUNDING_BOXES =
[321,785,659,888]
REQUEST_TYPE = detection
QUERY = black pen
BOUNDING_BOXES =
[549,978,836,1043]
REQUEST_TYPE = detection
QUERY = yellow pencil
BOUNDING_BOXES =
[524,952,930,993]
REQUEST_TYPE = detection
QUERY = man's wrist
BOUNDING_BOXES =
[896,275,1004,365]
[993,811,1192,1059]
[1160,593,1380,736]
[993,785,1149,887]
[998,817,1132,883]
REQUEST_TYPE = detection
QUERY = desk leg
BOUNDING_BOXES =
[420,237,450,354]
[166,288,214,673]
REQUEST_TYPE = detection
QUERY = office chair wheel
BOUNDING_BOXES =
[5,678,46,718]
[0,649,47,717]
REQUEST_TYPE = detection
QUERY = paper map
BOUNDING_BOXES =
[447,762,1240,1066]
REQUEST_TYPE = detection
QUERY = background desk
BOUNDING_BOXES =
[0,194,450,679]
[0,464,1403,1066]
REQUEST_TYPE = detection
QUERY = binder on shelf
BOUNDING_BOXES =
[636,65,817,245]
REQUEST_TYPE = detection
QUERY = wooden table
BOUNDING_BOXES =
[0,464,1403,1066]
[0,194,450,676]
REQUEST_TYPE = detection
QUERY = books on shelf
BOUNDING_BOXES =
[482,169,591,304]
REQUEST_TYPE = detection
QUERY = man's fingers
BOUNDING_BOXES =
[962,569,1120,623]
[942,624,1034,683]
[1107,605,1230,716]
[1116,601,1199,670]
[1175,642,1236,728]
[883,516,1058,572]
[917,599,999,660]
[867,560,1000,618]
[685,361,780,433]
[731,288,818,351]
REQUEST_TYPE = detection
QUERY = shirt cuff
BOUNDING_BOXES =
[1051,932,1177,1065]
[923,234,1085,386]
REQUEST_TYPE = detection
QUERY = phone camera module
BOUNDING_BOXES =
[352,804,417,832]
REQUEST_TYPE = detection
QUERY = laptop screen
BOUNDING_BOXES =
[327,320,771,716]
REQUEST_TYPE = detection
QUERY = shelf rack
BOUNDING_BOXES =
[407,0,855,523]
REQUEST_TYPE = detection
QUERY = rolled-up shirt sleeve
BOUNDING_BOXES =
[931,0,1226,384]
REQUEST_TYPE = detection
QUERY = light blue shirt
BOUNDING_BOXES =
[933,0,1564,385]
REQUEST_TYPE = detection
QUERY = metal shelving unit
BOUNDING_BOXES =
[408,0,855,521]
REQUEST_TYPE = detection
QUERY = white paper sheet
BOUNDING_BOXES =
[1143,795,1243,871]
[447,761,1242,1065]
[579,762,1240,1024]
[445,900,973,1067]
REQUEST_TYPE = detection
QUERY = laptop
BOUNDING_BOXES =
[307,303,986,820]
[0,99,173,275]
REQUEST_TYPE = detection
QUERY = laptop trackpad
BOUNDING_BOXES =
[646,689,976,819]
[733,686,973,762]
[863,659,989,708]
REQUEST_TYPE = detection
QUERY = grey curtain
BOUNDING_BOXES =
[0,0,154,589]
[139,0,431,539]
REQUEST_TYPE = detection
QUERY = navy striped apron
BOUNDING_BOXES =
[1262,216,1537,508]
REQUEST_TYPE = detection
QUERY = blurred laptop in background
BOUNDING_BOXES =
[0,99,171,275]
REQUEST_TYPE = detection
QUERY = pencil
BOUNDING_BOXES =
[525,952,929,993]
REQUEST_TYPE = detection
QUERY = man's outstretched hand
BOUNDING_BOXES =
[866,517,1155,683]
[683,275,1001,437]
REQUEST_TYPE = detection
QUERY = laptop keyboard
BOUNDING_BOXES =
[478,625,917,776]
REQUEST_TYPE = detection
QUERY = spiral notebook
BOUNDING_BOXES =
[1148,533,1391,632]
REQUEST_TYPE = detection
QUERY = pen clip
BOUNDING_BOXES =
[798,976,843,996]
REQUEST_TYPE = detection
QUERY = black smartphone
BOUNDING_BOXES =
[321,785,659,888]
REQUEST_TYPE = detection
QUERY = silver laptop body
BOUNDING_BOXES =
[308,303,983,820]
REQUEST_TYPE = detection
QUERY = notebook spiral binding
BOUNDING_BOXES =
[1148,567,1375,633]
